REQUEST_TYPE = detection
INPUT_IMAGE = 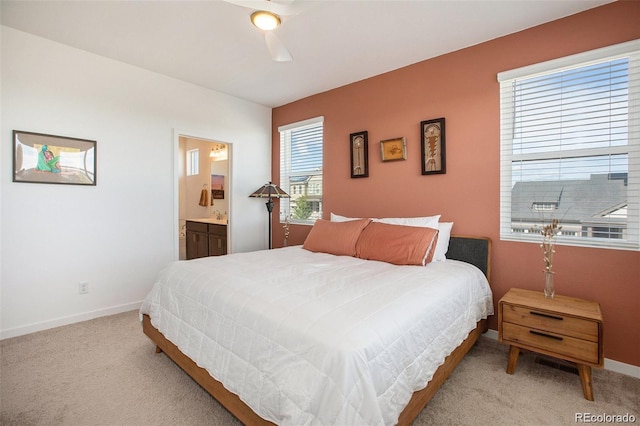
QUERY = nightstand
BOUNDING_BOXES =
[498,288,603,401]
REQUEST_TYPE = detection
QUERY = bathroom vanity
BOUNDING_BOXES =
[185,218,227,259]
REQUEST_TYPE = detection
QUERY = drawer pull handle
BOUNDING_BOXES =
[529,330,563,341]
[530,311,563,321]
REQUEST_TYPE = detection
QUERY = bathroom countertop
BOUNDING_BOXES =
[186,218,227,225]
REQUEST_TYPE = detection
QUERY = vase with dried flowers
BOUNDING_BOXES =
[534,218,562,298]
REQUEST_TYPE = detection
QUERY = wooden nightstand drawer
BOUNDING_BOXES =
[502,305,599,342]
[502,322,599,364]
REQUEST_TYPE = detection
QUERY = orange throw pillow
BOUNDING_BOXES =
[303,218,372,256]
[355,222,439,266]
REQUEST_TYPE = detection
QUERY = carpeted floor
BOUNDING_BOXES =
[1,310,638,425]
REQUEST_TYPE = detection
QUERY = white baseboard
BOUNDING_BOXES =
[482,329,640,379]
[0,301,143,340]
[603,358,640,379]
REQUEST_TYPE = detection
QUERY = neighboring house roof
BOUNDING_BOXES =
[289,174,323,185]
[290,175,311,184]
[511,173,628,224]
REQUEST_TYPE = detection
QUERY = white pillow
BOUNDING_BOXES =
[374,215,440,228]
[433,222,453,262]
[331,212,441,228]
[330,213,361,222]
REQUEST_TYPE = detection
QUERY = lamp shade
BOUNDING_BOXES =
[249,182,289,199]
[250,182,289,250]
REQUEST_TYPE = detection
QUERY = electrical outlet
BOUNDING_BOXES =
[79,281,89,294]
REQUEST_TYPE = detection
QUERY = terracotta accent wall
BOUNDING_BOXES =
[272,2,640,367]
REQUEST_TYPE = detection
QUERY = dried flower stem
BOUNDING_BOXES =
[282,215,290,246]
[537,218,561,272]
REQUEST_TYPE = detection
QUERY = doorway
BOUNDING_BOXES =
[177,135,231,260]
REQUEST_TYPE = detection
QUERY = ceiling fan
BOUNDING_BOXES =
[224,0,304,62]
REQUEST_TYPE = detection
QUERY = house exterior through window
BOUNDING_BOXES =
[499,40,640,250]
[279,117,324,225]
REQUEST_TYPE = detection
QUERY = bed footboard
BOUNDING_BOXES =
[396,319,486,425]
[142,314,275,426]
[143,314,486,426]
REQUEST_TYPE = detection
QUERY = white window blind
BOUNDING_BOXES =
[499,40,640,250]
[279,117,324,224]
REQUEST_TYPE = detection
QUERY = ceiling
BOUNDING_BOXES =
[1,0,614,108]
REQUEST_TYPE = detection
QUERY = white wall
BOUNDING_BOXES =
[0,27,273,338]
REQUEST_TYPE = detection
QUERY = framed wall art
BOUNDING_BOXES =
[211,174,225,200]
[380,137,407,162]
[13,130,97,185]
[420,118,446,175]
[350,131,369,178]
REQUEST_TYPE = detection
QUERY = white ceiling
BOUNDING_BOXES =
[1,0,614,108]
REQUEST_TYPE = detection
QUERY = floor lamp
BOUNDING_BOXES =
[249,181,290,249]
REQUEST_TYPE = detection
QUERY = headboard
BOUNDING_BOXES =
[447,235,492,283]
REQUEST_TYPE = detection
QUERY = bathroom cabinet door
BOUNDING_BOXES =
[186,221,209,259]
[208,224,227,256]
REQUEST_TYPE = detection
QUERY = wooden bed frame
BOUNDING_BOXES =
[142,235,492,425]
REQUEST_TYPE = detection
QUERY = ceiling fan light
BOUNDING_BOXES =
[250,10,280,31]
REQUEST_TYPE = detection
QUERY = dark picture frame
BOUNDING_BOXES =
[13,130,97,185]
[350,131,369,178]
[380,137,407,162]
[420,118,446,175]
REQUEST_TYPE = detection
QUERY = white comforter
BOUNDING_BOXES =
[140,246,493,425]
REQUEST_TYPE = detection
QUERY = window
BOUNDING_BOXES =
[531,202,558,212]
[499,40,640,250]
[187,148,199,176]
[279,117,324,224]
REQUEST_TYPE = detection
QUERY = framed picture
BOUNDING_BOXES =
[350,131,368,178]
[380,137,407,162]
[420,118,446,175]
[13,130,96,185]
[211,174,225,200]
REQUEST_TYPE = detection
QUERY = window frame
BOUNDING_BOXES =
[278,116,324,225]
[186,148,199,176]
[498,40,640,251]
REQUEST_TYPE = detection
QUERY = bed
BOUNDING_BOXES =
[141,218,493,425]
